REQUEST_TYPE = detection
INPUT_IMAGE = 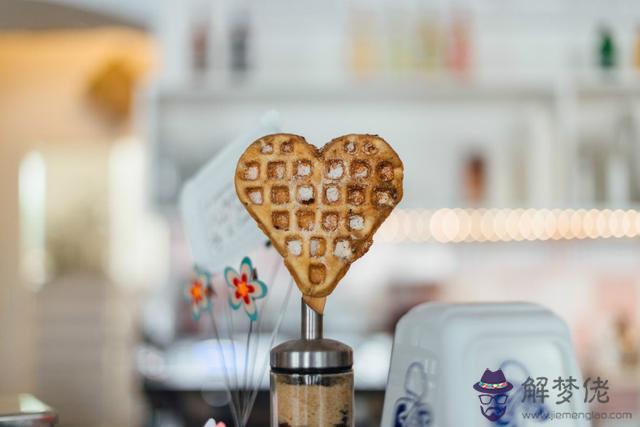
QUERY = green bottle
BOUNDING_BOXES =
[599,26,616,70]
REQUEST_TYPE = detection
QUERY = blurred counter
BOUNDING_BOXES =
[137,333,392,392]
[0,394,57,427]
[137,334,391,426]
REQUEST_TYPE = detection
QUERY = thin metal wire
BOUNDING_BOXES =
[241,320,253,416]
[241,256,281,417]
[221,283,242,422]
[206,304,240,427]
[242,278,294,425]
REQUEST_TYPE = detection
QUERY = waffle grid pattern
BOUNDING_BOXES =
[235,133,403,297]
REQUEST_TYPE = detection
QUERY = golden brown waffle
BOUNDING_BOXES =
[235,133,403,304]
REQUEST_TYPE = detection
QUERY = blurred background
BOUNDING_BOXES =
[1,0,640,426]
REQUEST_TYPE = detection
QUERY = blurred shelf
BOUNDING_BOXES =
[149,74,640,211]
[576,82,640,99]
[157,80,555,104]
[156,76,640,105]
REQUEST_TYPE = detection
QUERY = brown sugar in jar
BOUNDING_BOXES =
[271,371,353,427]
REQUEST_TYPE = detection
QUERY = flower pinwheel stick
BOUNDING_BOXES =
[224,257,268,418]
[189,256,291,426]
[236,258,294,426]
[188,266,241,427]
[224,257,268,321]
[188,266,215,320]
[222,255,293,426]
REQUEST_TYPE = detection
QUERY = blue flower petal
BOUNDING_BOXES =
[243,298,258,321]
[192,304,201,320]
[228,294,241,310]
[249,279,268,299]
[224,267,239,289]
[240,257,253,280]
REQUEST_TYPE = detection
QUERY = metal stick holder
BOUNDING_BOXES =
[269,299,354,427]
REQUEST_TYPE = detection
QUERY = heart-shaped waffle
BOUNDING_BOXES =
[235,133,403,300]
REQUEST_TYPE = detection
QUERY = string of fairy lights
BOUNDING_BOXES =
[376,209,640,243]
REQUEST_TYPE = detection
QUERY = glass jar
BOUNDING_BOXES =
[270,300,354,427]
[271,369,353,427]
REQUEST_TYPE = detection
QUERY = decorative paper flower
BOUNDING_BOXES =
[224,257,267,321]
[187,266,215,320]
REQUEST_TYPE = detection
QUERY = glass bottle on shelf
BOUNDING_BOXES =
[598,25,616,71]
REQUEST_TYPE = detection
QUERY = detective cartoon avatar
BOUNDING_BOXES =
[473,369,513,422]
[393,362,432,427]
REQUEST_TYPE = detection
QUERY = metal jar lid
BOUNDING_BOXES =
[270,337,353,372]
[270,299,353,372]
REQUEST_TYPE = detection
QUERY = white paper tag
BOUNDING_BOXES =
[180,111,281,271]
